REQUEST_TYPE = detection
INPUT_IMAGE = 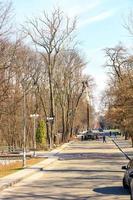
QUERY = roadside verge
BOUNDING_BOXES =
[0,142,70,191]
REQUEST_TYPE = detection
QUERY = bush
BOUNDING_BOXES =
[36,120,47,149]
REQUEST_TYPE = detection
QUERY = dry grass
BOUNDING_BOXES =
[0,158,44,178]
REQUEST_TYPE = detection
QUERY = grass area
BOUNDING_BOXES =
[0,158,44,178]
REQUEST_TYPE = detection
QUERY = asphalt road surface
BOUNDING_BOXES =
[0,139,130,200]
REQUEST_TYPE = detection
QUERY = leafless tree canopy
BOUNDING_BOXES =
[102,43,133,145]
[0,1,13,38]
[0,5,94,150]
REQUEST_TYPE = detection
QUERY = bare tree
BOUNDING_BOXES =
[23,8,76,148]
[103,44,133,144]
[53,49,93,141]
[0,1,13,38]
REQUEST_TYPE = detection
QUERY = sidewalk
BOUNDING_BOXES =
[0,137,132,192]
[0,142,70,191]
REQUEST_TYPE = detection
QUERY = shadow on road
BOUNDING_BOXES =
[93,186,129,195]
[43,169,123,173]
[57,152,124,160]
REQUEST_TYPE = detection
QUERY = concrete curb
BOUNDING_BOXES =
[0,142,70,191]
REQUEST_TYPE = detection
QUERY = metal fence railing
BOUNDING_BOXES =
[0,155,22,178]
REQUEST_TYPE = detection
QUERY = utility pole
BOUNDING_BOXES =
[30,114,39,157]
[46,117,55,149]
[87,101,90,131]
[84,81,90,132]
[23,88,26,168]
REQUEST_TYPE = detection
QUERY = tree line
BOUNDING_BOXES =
[102,13,133,145]
[0,1,93,151]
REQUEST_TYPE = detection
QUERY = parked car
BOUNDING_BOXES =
[76,133,83,140]
[122,159,133,199]
[84,132,96,140]
[130,177,133,200]
[76,132,86,140]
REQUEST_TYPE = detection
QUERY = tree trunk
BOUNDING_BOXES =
[125,131,128,140]
[131,136,133,148]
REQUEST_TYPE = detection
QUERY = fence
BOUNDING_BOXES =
[0,153,32,178]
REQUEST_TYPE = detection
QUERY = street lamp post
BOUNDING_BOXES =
[30,114,39,157]
[23,88,26,168]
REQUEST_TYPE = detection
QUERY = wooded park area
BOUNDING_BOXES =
[0,1,133,151]
[0,1,94,151]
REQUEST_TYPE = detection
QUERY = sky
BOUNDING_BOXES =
[11,0,133,110]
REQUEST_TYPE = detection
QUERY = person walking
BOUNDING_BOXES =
[109,131,112,137]
[103,133,106,143]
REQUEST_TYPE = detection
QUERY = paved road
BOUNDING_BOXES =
[0,139,130,200]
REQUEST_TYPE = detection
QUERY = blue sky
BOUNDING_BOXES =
[11,0,133,109]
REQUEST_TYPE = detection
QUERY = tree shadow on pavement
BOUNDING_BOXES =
[43,169,123,173]
[93,186,130,195]
[58,152,124,160]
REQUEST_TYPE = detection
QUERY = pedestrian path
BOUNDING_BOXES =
[0,137,132,193]
[0,142,70,191]
[0,138,130,200]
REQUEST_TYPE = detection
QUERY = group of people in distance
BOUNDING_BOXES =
[102,131,117,143]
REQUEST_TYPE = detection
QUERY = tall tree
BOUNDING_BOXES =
[23,8,76,148]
